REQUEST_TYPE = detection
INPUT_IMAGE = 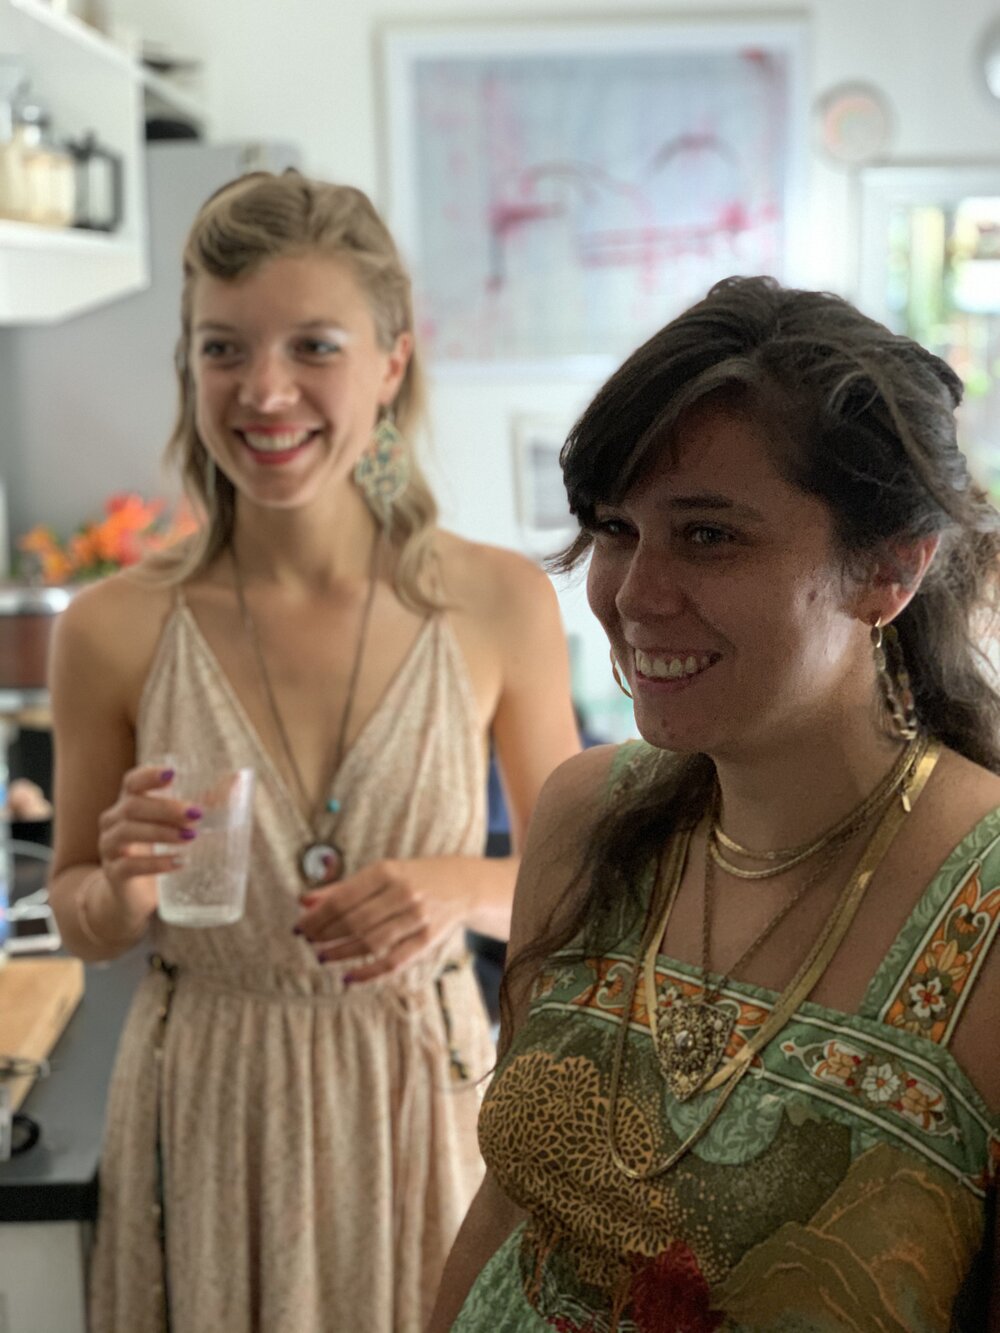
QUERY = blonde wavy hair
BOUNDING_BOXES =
[150,169,441,611]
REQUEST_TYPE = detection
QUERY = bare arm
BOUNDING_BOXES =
[425,744,618,1330]
[47,579,191,960]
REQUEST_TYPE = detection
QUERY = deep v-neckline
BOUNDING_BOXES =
[177,599,438,831]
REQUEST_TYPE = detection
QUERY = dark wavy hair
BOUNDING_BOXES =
[500,274,1000,1044]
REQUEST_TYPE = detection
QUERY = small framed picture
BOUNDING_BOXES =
[511,415,577,555]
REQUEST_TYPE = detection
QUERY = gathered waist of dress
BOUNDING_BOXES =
[146,936,473,1006]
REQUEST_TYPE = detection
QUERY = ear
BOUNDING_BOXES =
[860,533,940,624]
[379,330,413,408]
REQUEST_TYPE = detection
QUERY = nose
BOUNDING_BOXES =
[614,541,687,624]
[237,349,299,412]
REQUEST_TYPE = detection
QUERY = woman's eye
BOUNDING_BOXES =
[590,514,631,538]
[298,338,341,357]
[684,523,735,548]
[199,339,237,359]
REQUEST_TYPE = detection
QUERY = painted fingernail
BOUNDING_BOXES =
[160,768,175,782]
[343,973,357,984]
[185,807,202,820]
[179,828,197,841]
[292,925,303,936]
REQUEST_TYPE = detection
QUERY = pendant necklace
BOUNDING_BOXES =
[652,732,926,1101]
[231,528,382,886]
[605,735,940,1182]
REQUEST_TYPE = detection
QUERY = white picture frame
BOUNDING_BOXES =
[510,413,576,555]
[381,17,808,378]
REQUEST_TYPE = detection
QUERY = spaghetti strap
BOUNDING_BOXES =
[861,808,1000,1047]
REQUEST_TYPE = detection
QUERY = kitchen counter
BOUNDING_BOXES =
[0,946,146,1222]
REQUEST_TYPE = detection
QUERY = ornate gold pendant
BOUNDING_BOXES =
[654,989,735,1102]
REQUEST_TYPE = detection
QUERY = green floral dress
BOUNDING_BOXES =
[454,745,1000,1332]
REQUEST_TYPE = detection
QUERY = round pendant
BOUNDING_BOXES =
[300,842,343,886]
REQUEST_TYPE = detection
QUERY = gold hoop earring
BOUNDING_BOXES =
[353,408,410,527]
[871,616,918,740]
[610,649,633,699]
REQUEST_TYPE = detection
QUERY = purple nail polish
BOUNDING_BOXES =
[180,828,197,841]
[161,768,175,782]
[343,973,357,984]
[185,807,203,820]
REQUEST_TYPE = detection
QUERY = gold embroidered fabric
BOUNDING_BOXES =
[88,600,492,1333]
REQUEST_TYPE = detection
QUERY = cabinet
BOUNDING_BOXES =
[0,0,147,323]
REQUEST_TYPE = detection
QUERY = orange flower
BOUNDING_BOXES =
[16,495,199,584]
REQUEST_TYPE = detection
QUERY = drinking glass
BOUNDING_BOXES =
[156,763,255,927]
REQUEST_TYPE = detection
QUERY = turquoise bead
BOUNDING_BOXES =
[326,798,341,814]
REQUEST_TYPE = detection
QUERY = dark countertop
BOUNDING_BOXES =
[0,947,146,1223]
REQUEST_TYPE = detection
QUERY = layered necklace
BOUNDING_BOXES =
[231,529,382,886]
[606,732,940,1181]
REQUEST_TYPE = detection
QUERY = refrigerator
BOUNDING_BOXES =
[0,139,301,550]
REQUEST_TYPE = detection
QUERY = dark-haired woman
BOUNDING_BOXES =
[430,276,1000,1332]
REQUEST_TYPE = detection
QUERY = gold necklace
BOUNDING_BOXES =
[231,530,382,886]
[605,736,940,1182]
[709,734,922,880]
[653,819,849,1102]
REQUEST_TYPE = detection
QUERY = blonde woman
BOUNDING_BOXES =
[48,171,580,1333]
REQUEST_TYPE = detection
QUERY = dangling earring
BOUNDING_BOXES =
[870,616,918,739]
[354,407,410,527]
[610,649,633,699]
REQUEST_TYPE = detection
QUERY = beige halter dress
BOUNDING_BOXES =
[88,593,493,1333]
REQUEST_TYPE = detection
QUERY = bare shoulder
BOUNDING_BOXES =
[435,530,558,622]
[510,744,621,937]
[51,568,177,717]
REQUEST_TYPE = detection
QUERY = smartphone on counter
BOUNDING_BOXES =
[5,901,61,955]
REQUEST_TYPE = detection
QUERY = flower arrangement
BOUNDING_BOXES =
[17,493,199,584]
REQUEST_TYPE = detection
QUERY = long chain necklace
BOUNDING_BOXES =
[652,818,849,1102]
[605,736,940,1182]
[709,735,922,880]
[231,529,382,886]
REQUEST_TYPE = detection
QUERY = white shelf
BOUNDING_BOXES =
[8,0,134,70]
[141,67,206,125]
[0,0,149,323]
[0,219,128,251]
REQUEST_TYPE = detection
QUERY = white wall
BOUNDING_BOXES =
[115,0,1000,726]
[12,0,1000,729]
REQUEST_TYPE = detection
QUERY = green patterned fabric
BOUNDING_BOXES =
[454,744,1000,1333]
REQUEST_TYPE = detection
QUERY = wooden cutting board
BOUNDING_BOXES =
[0,957,85,1109]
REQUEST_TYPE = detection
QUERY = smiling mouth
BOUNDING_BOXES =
[633,648,720,681]
[238,428,319,455]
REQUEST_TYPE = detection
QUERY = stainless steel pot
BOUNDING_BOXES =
[0,586,73,713]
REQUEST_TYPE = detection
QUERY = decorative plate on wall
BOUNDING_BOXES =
[816,82,893,166]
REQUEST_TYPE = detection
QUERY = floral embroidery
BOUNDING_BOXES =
[781,1037,959,1140]
[882,867,1000,1042]
[860,1061,902,1104]
[532,966,582,1001]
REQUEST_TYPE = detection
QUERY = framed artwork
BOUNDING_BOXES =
[381,18,808,376]
[510,414,576,555]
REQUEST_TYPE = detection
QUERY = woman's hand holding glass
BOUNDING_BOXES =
[295,857,471,982]
[96,763,200,923]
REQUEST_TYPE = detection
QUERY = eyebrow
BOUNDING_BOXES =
[667,492,766,523]
[193,319,350,333]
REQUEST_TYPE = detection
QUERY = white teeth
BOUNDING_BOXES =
[242,430,313,452]
[634,649,715,680]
